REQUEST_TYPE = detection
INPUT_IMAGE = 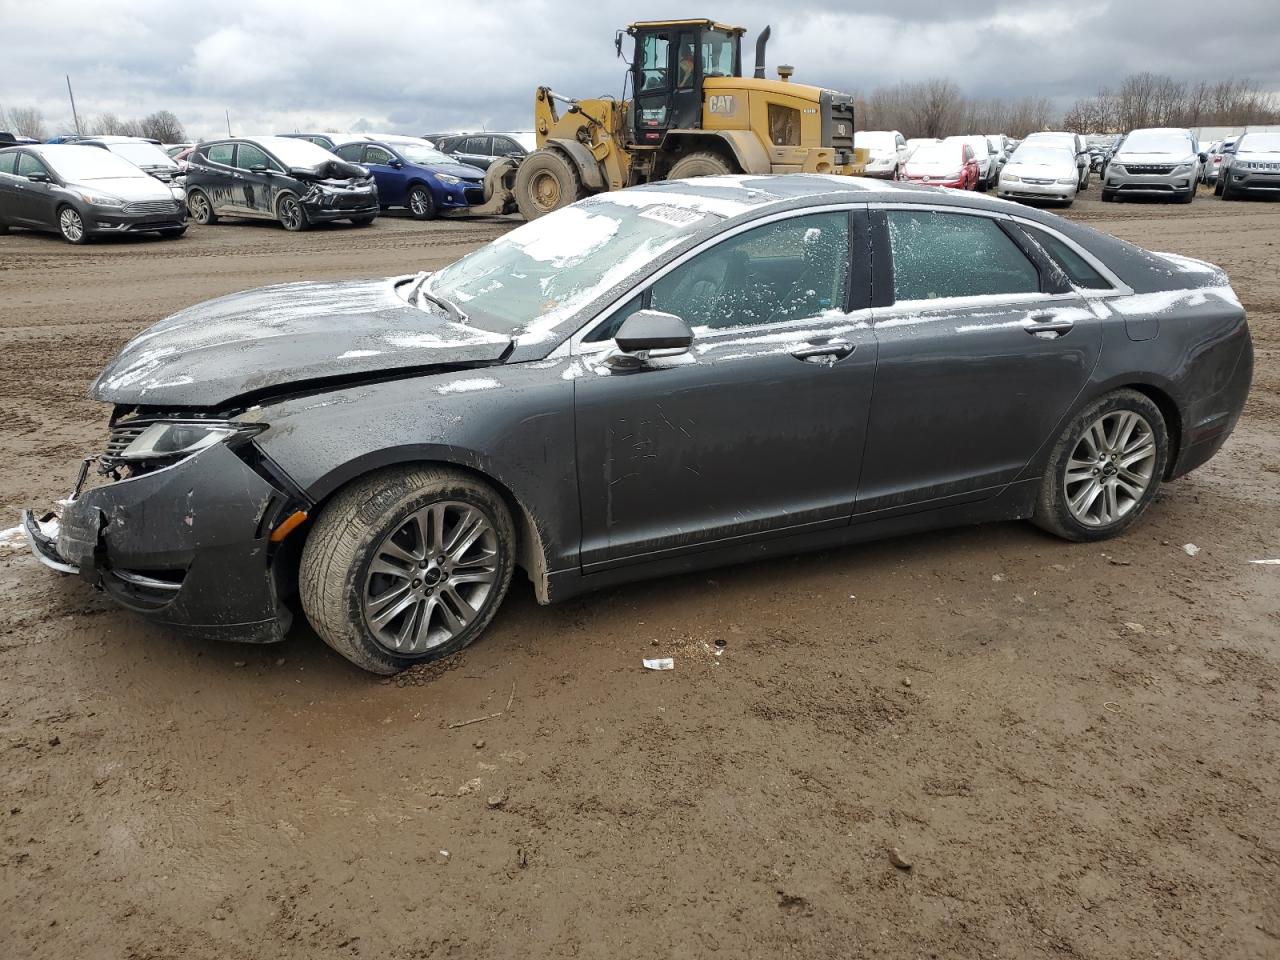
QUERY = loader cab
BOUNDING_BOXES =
[627,20,744,146]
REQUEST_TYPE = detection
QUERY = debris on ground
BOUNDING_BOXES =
[1249,558,1280,565]
[889,847,913,870]
[487,791,507,809]
[1183,543,1201,557]
[1123,622,1146,634]
[643,658,674,671]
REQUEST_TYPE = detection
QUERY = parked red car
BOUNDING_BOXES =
[900,141,980,190]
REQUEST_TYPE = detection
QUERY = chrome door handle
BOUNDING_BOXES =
[1024,314,1074,337]
[791,339,855,362]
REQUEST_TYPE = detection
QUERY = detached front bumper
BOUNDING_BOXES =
[22,442,298,644]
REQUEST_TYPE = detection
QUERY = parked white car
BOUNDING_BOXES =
[1021,132,1089,188]
[1103,128,1204,204]
[943,135,999,190]
[855,130,909,179]
[997,144,1080,206]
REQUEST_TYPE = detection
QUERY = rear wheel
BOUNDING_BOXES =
[299,466,516,675]
[514,149,584,220]
[667,150,738,180]
[57,205,88,244]
[187,190,217,224]
[1032,389,1168,542]
[407,184,437,220]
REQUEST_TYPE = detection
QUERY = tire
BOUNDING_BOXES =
[1220,177,1238,201]
[157,227,187,239]
[0,222,9,235]
[276,193,310,231]
[1101,189,1115,203]
[349,214,376,226]
[299,466,517,675]
[1179,183,1196,204]
[1032,389,1168,543]
[514,148,585,220]
[57,205,88,244]
[406,184,437,220]
[1214,176,1224,197]
[667,150,738,180]
[187,189,217,224]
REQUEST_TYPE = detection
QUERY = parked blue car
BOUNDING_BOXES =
[333,135,484,219]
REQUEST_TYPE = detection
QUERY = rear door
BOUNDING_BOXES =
[573,207,879,570]
[0,150,23,224]
[200,142,240,215]
[857,205,1103,518]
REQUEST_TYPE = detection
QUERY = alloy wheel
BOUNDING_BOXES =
[362,501,500,654]
[59,208,84,242]
[189,193,210,222]
[1063,410,1157,527]
[279,197,303,230]
[409,188,430,217]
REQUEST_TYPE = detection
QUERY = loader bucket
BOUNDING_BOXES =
[440,157,520,218]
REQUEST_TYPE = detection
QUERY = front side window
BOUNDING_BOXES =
[650,212,850,331]
[17,153,49,178]
[365,146,395,165]
[235,143,276,171]
[676,34,696,88]
[885,210,1039,302]
[206,143,234,165]
[638,33,671,91]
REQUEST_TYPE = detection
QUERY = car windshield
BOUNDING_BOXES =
[909,144,959,165]
[856,132,896,151]
[107,141,176,168]
[1239,132,1280,153]
[426,194,726,340]
[259,137,337,167]
[394,142,457,165]
[42,146,153,181]
[1011,145,1073,166]
[1121,131,1190,155]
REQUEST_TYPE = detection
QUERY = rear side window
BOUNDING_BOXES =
[206,143,234,165]
[1020,224,1111,290]
[0,151,16,175]
[885,210,1040,302]
[334,143,364,162]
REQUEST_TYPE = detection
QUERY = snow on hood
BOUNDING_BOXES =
[92,278,512,408]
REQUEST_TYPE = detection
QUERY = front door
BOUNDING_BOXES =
[14,152,58,227]
[857,207,1103,517]
[632,28,674,146]
[360,144,405,206]
[574,209,878,571]
[231,142,281,217]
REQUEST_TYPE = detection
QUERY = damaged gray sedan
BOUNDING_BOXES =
[23,176,1252,674]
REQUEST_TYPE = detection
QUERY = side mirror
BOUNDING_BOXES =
[27,172,51,183]
[1198,152,1209,163]
[249,164,272,174]
[605,310,693,368]
[391,159,403,169]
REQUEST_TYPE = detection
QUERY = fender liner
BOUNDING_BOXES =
[664,130,772,175]
[545,138,606,192]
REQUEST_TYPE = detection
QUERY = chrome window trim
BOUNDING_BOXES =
[560,202,867,358]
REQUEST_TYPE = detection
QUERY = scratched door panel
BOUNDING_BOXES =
[573,317,878,571]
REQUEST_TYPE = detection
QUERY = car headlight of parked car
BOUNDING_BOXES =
[435,173,462,185]
[1108,163,1126,175]
[1001,173,1020,182]
[117,420,265,465]
[77,191,126,207]
[170,186,186,203]
[1057,177,1078,185]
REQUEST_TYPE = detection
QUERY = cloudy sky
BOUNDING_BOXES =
[4,0,1279,139]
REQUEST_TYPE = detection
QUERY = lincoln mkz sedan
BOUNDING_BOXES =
[23,176,1252,674]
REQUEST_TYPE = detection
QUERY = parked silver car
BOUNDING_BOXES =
[1022,132,1089,189]
[1102,128,1205,204]
[1216,131,1280,199]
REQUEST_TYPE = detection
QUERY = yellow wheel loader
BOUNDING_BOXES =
[468,20,867,220]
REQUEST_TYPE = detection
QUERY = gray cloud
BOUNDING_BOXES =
[5,0,1279,139]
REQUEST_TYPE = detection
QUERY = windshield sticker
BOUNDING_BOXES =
[638,205,706,228]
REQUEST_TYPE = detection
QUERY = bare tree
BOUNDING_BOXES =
[8,106,47,140]
[140,110,185,143]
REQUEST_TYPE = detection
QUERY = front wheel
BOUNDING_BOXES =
[187,190,217,224]
[1032,390,1168,542]
[667,150,737,180]
[407,184,437,220]
[57,205,88,244]
[514,149,585,220]
[277,193,310,231]
[299,466,516,675]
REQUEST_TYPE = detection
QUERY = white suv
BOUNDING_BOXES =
[855,130,909,179]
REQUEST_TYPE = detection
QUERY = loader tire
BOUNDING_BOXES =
[667,151,738,180]
[514,149,584,220]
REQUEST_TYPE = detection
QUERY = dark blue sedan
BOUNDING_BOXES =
[334,135,484,219]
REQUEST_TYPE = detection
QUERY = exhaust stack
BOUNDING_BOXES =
[753,25,771,79]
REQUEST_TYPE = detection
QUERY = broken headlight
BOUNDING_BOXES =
[115,420,264,464]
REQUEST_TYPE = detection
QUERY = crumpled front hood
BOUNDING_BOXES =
[91,277,512,408]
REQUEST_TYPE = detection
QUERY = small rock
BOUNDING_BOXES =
[1183,543,1201,557]
[473,739,485,750]
[1165,644,1178,653]
[438,849,451,861]
[889,847,913,870]
[456,777,482,796]
[991,573,1006,582]
[212,908,227,921]
[233,660,246,668]
[275,657,286,667]
[487,791,507,809]
[902,678,911,688]
[48,736,61,747]
[1122,622,1146,634]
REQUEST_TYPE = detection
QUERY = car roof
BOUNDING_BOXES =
[82,135,161,144]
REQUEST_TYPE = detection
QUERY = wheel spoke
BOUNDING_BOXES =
[1115,475,1145,500]
[451,565,497,587]
[369,556,413,580]
[1069,479,1103,518]
[379,536,422,566]
[439,585,476,626]
[1120,441,1155,469]
[446,510,488,560]
[1101,483,1119,523]
[367,585,415,627]
[1113,412,1139,452]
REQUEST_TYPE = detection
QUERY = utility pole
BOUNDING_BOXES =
[225,109,232,136]
[66,75,82,137]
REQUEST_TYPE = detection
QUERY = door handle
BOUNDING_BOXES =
[1023,314,1074,337]
[790,339,855,363]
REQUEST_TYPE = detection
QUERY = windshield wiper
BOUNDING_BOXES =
[410,273,469,325]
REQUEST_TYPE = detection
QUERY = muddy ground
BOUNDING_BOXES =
[1,190,1277,960]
